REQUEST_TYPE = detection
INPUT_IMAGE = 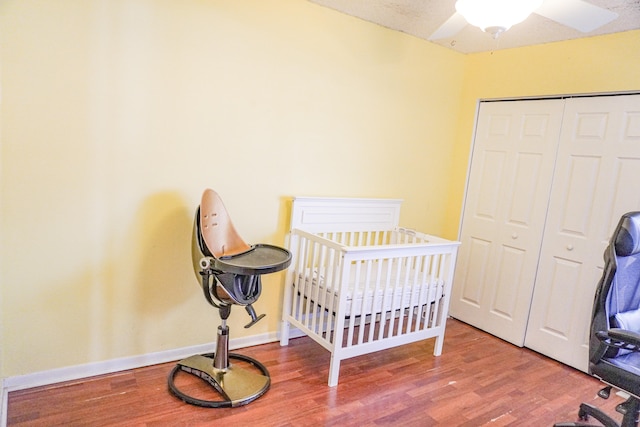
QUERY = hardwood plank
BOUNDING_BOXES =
[7,319,622,426]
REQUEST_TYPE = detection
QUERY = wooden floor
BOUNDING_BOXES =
[7,319,623,426]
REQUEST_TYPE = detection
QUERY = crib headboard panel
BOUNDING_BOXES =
[290,197,402,233]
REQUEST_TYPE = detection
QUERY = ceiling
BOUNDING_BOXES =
[309,0,640,54]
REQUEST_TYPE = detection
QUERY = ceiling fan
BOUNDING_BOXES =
[429,0,619,40]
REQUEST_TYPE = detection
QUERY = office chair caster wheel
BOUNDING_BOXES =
[578,409,589,421]
[168,352,271,408]
[597,386,612,399]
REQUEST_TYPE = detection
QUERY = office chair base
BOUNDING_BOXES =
[168,352,270,408]
[555,401,640,427]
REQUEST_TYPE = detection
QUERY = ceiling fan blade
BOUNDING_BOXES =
[428,12,468,40]
[535,0,618,33]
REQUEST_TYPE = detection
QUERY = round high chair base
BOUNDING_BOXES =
[168,352,270,408]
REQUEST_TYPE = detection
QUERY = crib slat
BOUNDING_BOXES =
[395,256,409,336]
[419,254,429,331]
[310,243,326,335]
[433,255,446,326]
[366,259,383,343]
[300,238,313,331]
[327,249,341,343]
[387,257,400,337]
[405,255,419,332]
[323,246,339,341]
[355,259,373,345]
[345,261,361,346]
[291,233,307,323]
[312,241,322,335]
[417,254,433,330]
[377,259,393,341]
[321,248,332,342]
[412,255,423,332]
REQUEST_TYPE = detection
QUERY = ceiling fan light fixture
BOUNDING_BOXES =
[455,0,543,37]
[484,26,506,39]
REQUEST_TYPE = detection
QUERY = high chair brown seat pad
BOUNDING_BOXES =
[200,189,252,258]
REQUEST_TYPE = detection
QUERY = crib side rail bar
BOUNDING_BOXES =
[293,227,458,251]
[281,228,349,350]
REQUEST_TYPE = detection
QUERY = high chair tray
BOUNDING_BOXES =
[214,244,291,275]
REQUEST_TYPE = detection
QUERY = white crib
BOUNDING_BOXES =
[279,197,460,386]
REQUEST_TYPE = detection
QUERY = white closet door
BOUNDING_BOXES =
[524,94,640,371]
[450,99,564,345]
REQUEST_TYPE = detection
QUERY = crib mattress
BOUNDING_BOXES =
[297,261,444,317]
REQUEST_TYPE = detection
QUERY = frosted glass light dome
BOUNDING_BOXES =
[455,0,544,38]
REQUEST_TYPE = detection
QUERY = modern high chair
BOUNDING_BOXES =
[168,189,291,408]
[556,212,640,427]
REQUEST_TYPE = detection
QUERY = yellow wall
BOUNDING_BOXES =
[1,0,638,381]
[0,0,465,377]
[444,30,640,238]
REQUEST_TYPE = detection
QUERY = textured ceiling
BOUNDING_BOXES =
[309,0,640,53]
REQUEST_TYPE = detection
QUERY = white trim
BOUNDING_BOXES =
[2,332,278,393]
[478,90,640,103]
[284,326,306,340]
[1,378,7,427]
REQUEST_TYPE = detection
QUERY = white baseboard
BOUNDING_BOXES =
[286,327,306,340]
[3,331,279,394]
[1,378,7,427]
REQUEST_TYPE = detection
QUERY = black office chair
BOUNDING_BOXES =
[556,212,640,427]
[168,189,291,408]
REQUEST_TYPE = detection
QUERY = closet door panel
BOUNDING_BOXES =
[457,149,506,308]
[451,99,564,345]
[459,237,491,305]
[509,152,545,223]
[475,150,507,219]
[561,156,600,237]
[525,94,640,371]
[601,158,640,235]
[490,245,525,319]
[538,257,582,339]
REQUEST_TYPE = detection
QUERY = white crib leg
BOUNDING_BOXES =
[280,320,290,346]
[328,355,341,387]
[433,332,444,356]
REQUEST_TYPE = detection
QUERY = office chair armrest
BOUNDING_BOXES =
[609,328,640,346]
[596,328,640,353]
